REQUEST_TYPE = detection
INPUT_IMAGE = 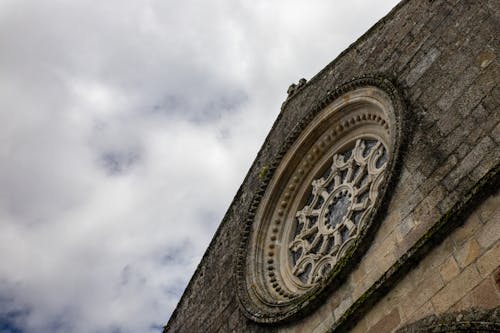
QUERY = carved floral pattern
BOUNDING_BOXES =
[289,138,387,284]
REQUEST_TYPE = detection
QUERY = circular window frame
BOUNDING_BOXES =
[236,76,406,324]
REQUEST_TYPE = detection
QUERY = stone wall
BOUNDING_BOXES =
[164,0,499,332]
[350,192,499,333]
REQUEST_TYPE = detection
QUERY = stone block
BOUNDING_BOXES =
[439,255,460,282]
[455,142,472,160]
[401,269,444,318]
[333,296,353,321]
[438,186,464,215]
[457,58,498,113]
[409,237,454,285]
[455,238,481,269]
[476,242,500,278]
[351,284,366,303]
[413,184,445,223]
[470,276,500,309]
[399,188,425,220]
[366,308,401,333]
[435,65,480,117]
[392,274,415,302]
[418,156,442,178]
[407,301,435,323]
[431,264,481,313]
[405,47,441,87]
[395,214,437,260]
[311,308,335,333]
[349,318,368,333]
[399,168,426,196]
[378,210,402,240]
[482,85,500,113]
[450,274,500,312]
[363,296,388,329]
[349,263,366,286]
[476,215,500,249]
[438,126,466,157]
[370,232,398,272]
[394,32,431,73]
[475,60,499,95]
[471,152,500,183]
[443,136,495,191]
[471,104,493,132]
[426,154,458,187]
[419,69,454,106]
[451,212,481,246]
[478,192,500,223]
[361,260,384,288]
[327,284,352,312]
[492,122,500,144]
[395,217,415,243]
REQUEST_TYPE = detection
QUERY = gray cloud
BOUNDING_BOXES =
[0,0,400,332]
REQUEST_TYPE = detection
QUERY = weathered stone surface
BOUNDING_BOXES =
[468,276,500,309]
[405,47,441,87]
[397,307,500,333]
[478,192,500,222]
[366,309,400,333]
[451,212,481,246]
[494,267,500,291]
[350,192,500,332]
[164,0,500,332]
[455,238,481,268]
[476,213,500,248]
[407,301,435,323]
[443,136,495,191]
[439,255,460,282]
[431,264,482,313]
[476,242,500,278]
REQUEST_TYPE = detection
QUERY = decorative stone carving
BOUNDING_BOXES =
[396,308,500,332]
[236,76,406,323]
[289,138,387,285]
[286,78,307,98]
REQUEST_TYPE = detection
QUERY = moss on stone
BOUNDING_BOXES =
[329,163,499,333]
[258,165,269,183]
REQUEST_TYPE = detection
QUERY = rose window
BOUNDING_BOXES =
[236,78,405,323]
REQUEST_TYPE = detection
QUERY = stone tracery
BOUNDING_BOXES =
[289,138,387,285]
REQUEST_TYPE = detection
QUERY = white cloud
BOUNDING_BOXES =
[0,0,400,332]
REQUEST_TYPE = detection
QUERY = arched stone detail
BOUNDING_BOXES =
[396,308,500,332]
[236,75,407,323]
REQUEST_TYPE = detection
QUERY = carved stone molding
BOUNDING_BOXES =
[285,78,307,100]
[396,307,500,332]
[235,75,407,323]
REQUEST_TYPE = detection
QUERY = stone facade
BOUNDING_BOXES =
[164,0,499,332]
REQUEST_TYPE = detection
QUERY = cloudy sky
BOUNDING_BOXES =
[0,1,400,332]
